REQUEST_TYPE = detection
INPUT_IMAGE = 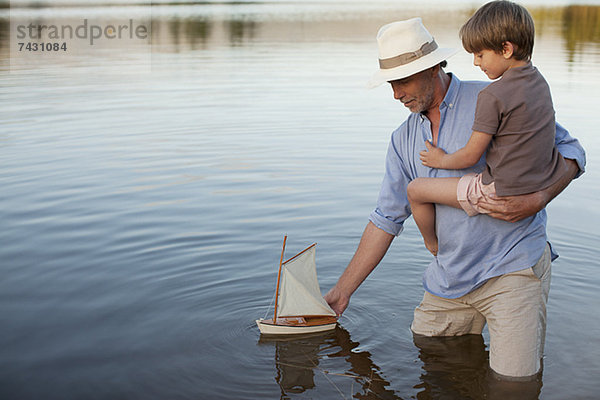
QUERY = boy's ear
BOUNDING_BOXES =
[502,41,515,59]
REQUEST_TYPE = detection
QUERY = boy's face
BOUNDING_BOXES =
[473,49,512,80]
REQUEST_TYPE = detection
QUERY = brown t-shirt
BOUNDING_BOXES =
[472,63,567,196]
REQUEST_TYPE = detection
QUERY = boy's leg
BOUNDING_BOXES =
[407,177,461,255]
[457,173,496,216]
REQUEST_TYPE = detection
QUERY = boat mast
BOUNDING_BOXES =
[273,235,287,324]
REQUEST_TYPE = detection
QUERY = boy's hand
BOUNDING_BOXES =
[420,140,448,168]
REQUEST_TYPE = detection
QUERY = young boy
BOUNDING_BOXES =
[407,0,567,256]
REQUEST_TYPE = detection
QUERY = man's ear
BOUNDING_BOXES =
[502,41,515,59]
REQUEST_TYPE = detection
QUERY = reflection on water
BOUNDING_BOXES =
[562,5,600,61]
[260,328,545,400]
[259,327,399,399]
[413,335,544,400]
[160,17,212,50]
[0,1,599,400]
[413,335,490,400]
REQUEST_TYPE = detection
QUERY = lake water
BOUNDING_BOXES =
[1,1,599,399]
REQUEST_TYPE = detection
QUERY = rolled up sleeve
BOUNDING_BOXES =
[369,131,413,236]
[555,121,586,178]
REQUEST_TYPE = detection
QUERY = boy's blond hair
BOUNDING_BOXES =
[460,1,535,61]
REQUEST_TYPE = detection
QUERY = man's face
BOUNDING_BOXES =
[388,68,435,113]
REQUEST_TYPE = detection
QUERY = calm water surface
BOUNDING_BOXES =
[1,1,599,399]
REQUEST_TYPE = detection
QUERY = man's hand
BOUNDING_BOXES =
[324,286,350,317]
[477,191,548,222]
[420,140,448,168]
[477,158,579,222]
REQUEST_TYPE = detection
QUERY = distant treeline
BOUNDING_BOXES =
[1,4,599,58]
[152,5,600,50]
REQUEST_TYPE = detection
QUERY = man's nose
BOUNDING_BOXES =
[392,85,405,100]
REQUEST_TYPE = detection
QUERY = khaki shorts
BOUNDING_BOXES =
[411,244,552,379]
[456,172,496,216]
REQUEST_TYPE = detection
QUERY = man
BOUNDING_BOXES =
[324,18,585,380]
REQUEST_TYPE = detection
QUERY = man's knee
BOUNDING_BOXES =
[411,292,485,337]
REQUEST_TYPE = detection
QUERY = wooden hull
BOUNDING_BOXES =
[256,316,337,335]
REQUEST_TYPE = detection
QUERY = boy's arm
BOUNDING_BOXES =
[420,131,492,169]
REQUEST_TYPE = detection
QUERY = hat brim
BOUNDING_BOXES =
[367,47,459,89]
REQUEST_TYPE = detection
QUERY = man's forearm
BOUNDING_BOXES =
[540,158,580,206]
[336,221,394,295]
[325,221,394,314]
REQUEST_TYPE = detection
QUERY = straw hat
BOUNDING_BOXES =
[367,18,458,88]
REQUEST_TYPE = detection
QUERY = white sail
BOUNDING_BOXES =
[276,245,336,318]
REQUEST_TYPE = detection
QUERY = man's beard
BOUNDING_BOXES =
[409,84,435,114]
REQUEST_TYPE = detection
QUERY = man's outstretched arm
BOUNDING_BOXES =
[477,158,580,222]
[324,221,394,316]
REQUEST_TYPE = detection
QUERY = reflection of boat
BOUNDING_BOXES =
[256,236,337,335]
[259,331,330,394]
[257,326,400,399]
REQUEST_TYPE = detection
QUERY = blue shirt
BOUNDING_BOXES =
[369,73,586,299]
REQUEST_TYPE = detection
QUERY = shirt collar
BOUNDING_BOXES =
[502,61,533,79]
[441,72,460,110]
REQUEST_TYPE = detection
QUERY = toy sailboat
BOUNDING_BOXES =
[256,236,338,335]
